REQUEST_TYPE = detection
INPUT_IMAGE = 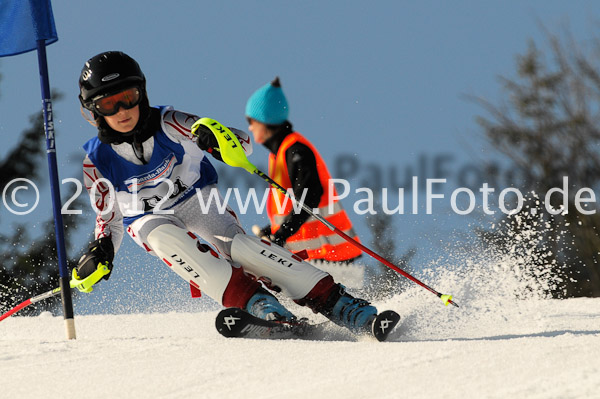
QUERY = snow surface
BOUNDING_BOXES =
[3,287,600,398]
[3,226,600,399]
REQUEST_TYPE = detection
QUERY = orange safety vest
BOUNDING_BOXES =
[267,132,362,262]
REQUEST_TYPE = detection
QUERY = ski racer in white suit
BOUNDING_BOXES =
[75,51,379,333]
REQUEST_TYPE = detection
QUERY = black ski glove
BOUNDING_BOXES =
[253,225,271,239]
[192,122,223,161]
[252,224,286,247]
[193,123,218,151]
[270,234,286,247]
[76,237,115,281]
[270,230,289,247]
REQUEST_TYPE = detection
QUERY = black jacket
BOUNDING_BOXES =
[264,128,324,242]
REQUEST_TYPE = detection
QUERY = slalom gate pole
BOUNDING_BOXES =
[0,264,110,323]
[36,39,77,338]
[193,118,459,308]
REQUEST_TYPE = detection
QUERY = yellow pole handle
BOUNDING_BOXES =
[191,118,258,174]
[70,263,111,293]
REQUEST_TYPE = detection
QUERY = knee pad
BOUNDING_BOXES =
[147,224,232,303]
[230,234,329,300]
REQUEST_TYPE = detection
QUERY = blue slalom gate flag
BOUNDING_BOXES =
[0,0,58,57]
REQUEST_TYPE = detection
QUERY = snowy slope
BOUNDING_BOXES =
[2,296,599,399]
[3,235,600,399]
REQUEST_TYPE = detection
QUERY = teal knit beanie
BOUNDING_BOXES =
[245,77,289,125]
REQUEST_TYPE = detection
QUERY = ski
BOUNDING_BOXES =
[215,307,401,341]
[371,310,401,342]
[215,307,319,340]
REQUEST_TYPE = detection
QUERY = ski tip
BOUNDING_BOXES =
[372,310,401,342]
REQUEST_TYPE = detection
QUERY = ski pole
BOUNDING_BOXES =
[0,287,61,322]
[254,169,458,307]
[192,118,459,307]
[0,263,110,323]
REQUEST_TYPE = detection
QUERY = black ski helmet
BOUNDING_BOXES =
[78,51,147,114]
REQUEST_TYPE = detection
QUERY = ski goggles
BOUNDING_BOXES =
[92,87,142,116]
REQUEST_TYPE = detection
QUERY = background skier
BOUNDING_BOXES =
[246,77,364,286]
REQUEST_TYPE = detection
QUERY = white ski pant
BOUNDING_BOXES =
[127,185,245,259]
[127,185,329,303]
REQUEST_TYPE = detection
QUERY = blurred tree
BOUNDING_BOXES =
[474,28,600,297]
[0,93,87,315]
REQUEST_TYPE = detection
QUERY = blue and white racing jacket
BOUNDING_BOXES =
[82,106,252,252]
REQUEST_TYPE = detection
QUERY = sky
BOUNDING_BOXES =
[1,1,600,306]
